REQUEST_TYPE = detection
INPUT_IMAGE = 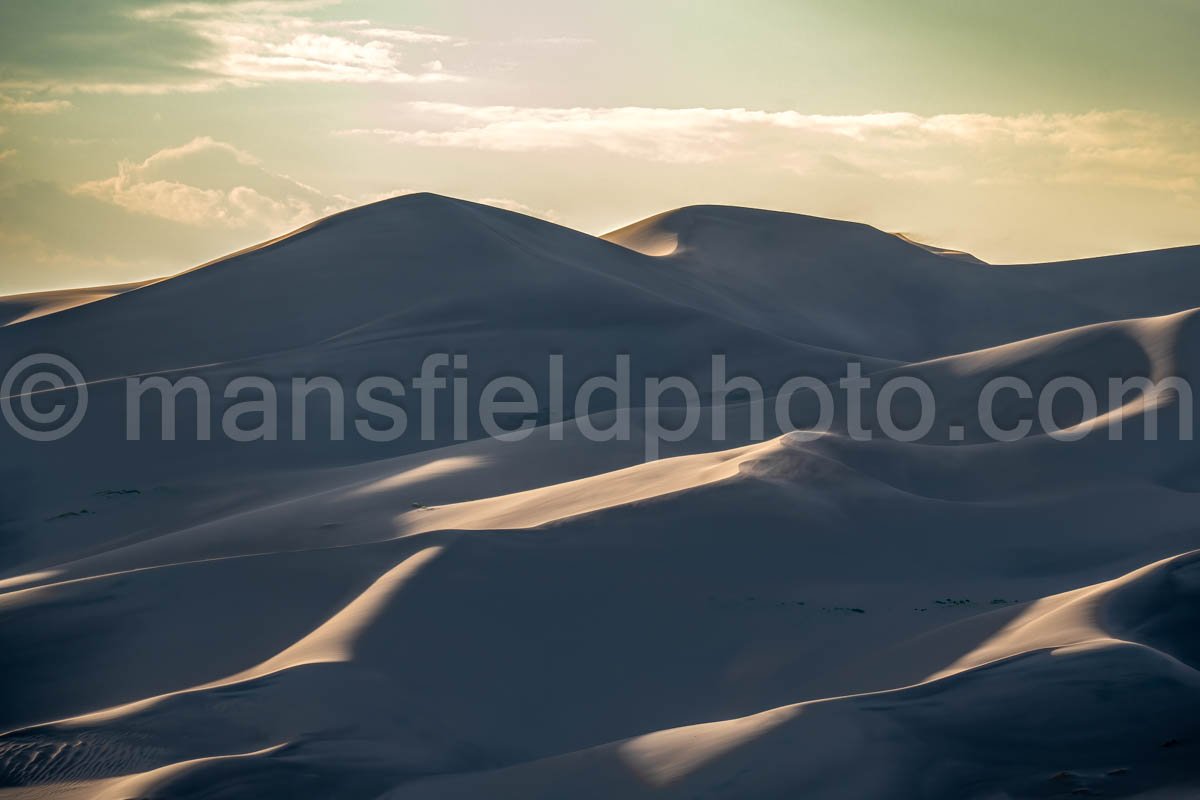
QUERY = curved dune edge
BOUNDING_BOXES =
[3,293,1195,589]
[5,196,1200,799]
[7,551,1196,798]
[378,551,1200,799]
[10,296,1200,592]
[0,281,154,327]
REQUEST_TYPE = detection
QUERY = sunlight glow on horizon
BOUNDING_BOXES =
[1,0,1199,293]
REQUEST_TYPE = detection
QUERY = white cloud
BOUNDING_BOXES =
[346,25,458,45]
[66,139,561,243]
[2,2,463,94]
[0,94,72,114]
[340,104,756,163]
[136,3,462,88]
[184,15,463,86]
[73,136,354,230]
[0,78,234,96]
[337,104,1200,193]
[130,1,340,20]
[338,104,945,162]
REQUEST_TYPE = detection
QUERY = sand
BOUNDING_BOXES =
[1,194,1198,798]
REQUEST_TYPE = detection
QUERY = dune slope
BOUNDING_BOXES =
[2,195,1200,799]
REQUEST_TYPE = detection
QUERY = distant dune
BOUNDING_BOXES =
[1,194,1199,799]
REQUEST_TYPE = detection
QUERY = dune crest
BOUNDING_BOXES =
[2,195,1200,799]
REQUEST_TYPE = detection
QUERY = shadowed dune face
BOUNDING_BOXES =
[0,281,152,327]
[3,194,1200,799]
[602,203,1200,361]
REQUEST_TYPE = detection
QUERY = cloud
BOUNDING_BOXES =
[130,1,340,19]
[339,104,759,163]
[1,170,564,292]
[341,25,457,45]
[73,136,354,230]
[0,1,462,95]
[0,178,277,293]
[1,134,371,291]
[337,104,952,162]
[173,11,464,87]
[0,94,72,114]
[337,104,1200,193]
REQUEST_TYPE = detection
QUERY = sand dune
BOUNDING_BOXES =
[604,204,1200,359]
[2,195,1200,798]
[0,281,151,327]
[383,552,1200,800]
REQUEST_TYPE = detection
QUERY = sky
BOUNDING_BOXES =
[1,0,1199,294]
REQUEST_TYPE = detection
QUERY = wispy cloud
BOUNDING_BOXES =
[73,136,354,229]
[339,25,458,45]
[338,105,1200,193]
[66,139,552,236]
[1,1,462,95]
[0,94,72,114]
[167,9,465,87]
[339,104,764,163]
